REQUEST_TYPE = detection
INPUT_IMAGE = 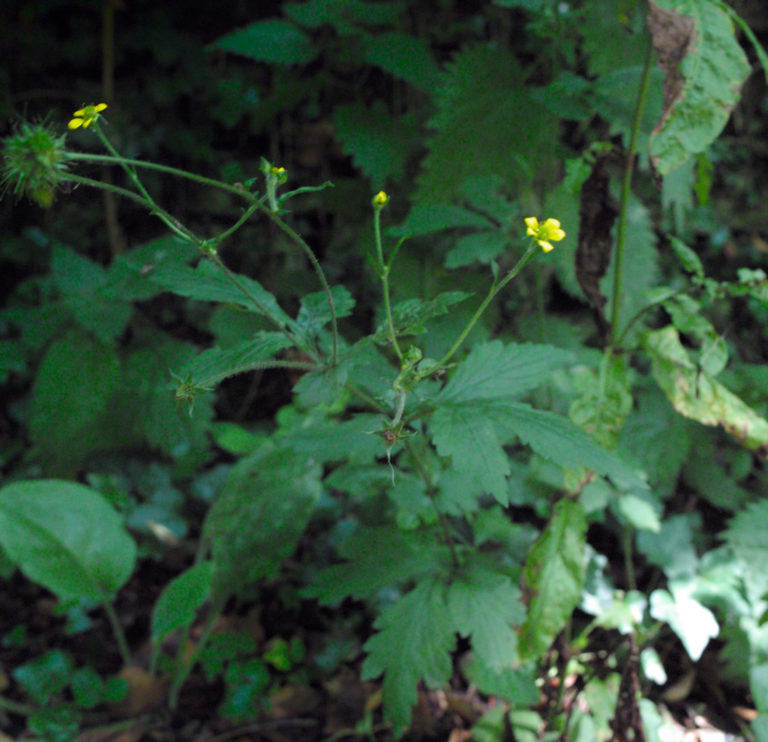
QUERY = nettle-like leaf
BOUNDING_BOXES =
[203,444,322,600]
[177,332,295,390]
[599,194,659,342]
[333,102,419,186]
[284,0,402,34]
[150,260,296,330]
[645,326,768,454]
[362,578,455,735]
[209,19,318,64]
[364,31,441,92]
[0,480,136,604]
[519,498,587,661]
[389,203,494,238]
[415,43,558,203]
[296,285,355,340]
[373,291,473,342]
[308,526,452,604]
[648,0,751,175]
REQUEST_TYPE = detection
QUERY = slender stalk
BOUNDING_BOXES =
[622,524,637,592]
[374,206,403,362]
[102,600,132,666]
[428,243,537,374]
[168,600,224,709]
[0,695,35,716]
[608,38,655,345]
[65,151,252,200]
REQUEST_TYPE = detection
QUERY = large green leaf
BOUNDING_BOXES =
[519,498,587,660]
[203,445,322,599]
[362,578,455,734]
[0,480,136,603]
[648,0,751,175]
[29,331,122,474]
[364,32,441,92]
[436,340,572,403]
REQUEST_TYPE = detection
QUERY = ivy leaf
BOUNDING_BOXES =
[519,499,587,661]
[648,0,751,175]
[723,500,768,605]
[448,562,525,670]
[203,445,322,600]
[362,578,455,734]
[437,340,572,403]
[0,480,136,604]
[649,585,719,661]
[309,527,451,604]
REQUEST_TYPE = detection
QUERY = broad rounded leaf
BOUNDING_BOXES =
[210,20,317,64]
[0,480,136,603]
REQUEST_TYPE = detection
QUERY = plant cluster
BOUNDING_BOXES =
[2,1,768,741]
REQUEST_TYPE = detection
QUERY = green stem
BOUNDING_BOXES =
[608,38,655,345]
[0,695,35,716]
[102,600,132,666]
[374,207,403,362]
[427,243,537,374]
[168,599,224,709]
[65,151,252,201]
[622,524,637,592]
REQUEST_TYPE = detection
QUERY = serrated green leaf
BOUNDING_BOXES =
[519,499,587,660]
[437,340,572,403]
[497,402,647,491]
[646,326,768,453]
[0,480,136,604]
[637,514,698,579]
[285,0,402,33]
[297,285,355,339]
[448,563,524,670]
[178,332,295,390]
[614,493,661,533]
[203,445,322,599]
[445,231,509,268]
[309,526,451,603]
[362,578,455,733]
[600,194,659,341]
[209,20,318,64]
[648,0,750,175]
[151,561,215,642]
[415,44,558,203]
[333,102,418,185]
[374,291,473,341]
[365,32,441,91]
[150,260,295,329]
[431,403,511,503]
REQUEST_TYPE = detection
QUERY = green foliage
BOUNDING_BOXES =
[0,480,136,604]
[648,0,751,175]
[2,0,768,738]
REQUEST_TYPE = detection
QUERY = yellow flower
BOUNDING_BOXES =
[372,190,389,209]
[270,166,285,176]
[67,103,108,130]
[524,216,565,253]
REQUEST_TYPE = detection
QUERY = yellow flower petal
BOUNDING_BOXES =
[67,118,84,130]
[540,241,554,253]
[94,103,108,112]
